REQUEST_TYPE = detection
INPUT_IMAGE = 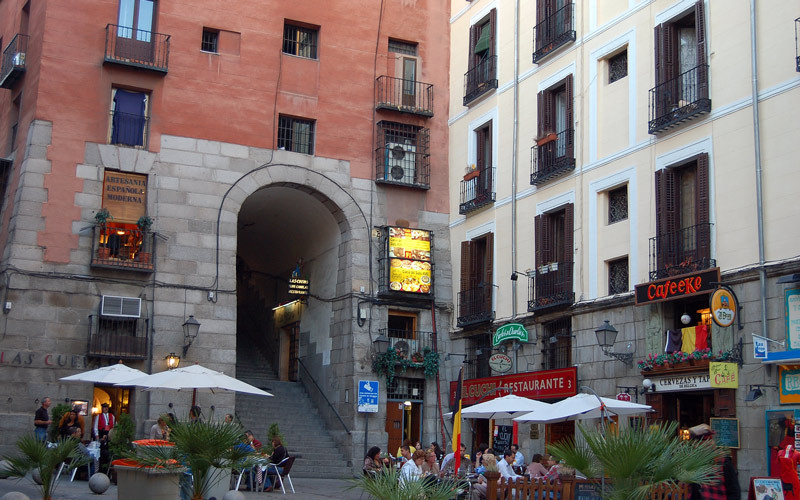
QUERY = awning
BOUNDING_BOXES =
[761,349,800,365]
[474,29,491,54]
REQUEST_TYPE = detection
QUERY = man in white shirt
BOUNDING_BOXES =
[510,443,524,468]
[471,451,521,499]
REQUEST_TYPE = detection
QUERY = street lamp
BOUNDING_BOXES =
[372,334,390,355]
[182,315,201,356]
[165,352,180,369]
[595,320,633,367]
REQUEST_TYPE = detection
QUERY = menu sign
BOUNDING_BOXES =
[388,226,432,294]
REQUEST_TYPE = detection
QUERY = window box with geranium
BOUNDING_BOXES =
[638,348,715,374]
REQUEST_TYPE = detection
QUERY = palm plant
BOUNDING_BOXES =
[548,420,725,500]
[0,435,89,500]
[350,465,463,500]
[128,418,258,500]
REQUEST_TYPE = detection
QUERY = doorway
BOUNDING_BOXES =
[280,322,299,382]
[386,400,423,455]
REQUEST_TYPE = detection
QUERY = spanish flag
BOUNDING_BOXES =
[451,367,463,472]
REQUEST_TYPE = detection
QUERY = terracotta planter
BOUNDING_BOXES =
[137,252,151,264]
[463,170,480,181]
[97,247,111,259]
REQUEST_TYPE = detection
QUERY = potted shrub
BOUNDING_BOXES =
[0,435,89,500]
[95,209,113,259]
[136,215,153,264]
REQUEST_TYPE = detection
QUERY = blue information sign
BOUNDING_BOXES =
[358,380,379,413]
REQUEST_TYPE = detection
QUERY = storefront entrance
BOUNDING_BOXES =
[386,377,425,456]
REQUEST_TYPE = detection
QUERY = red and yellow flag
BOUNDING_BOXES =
[451,368,463,471]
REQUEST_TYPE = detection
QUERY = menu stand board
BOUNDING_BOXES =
[710,417,740,448]
[492,425,513,453]
[747,477,784,500]
[574,480,602,500]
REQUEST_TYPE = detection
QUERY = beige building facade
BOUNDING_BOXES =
[448,0,800,486]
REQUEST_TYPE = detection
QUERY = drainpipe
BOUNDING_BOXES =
[750,0,767,340]
[511,0,520,318]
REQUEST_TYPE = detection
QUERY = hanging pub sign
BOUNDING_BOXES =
[710,287,737,328]
[288,277,309,296]
[488,353,513,373]
[386,226,433,294]
[492,323,529,346]
[634,268,720,306]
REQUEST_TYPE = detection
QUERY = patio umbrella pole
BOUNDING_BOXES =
[192,388,197,408]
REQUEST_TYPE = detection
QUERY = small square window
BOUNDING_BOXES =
[283,23,318,59]
[201,28,219,53]
[278,115,315,154]
[608,185,628,224]
[608,49,627,84]
[608,257,629,295]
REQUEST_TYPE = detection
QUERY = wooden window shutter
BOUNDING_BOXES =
[537,91,546,139]
[646,394,664,424]
[695,153,710,260]
[564,74,574,159]
[476,127,486,171]
[695,0,708,98]
[483,233,494,313]
[489,9,497,57]
[654,24,663,86]
[535,215,544,268]
[544,89,554,135]
[536,0,546,28]
[563,203,574,264]
[662,22,677,85]
[655,169,664,236]
[655,169,677,268]
[470,238,481,290]
[714,389,736,417]
[469,23,480,68]
[460,240,471,294]
[542,213,553,265]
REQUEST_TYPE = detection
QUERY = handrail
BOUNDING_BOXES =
[297,357,351,435]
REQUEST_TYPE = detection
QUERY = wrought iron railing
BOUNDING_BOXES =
[87,314,148,359]
[375,76,434,117]
[108,109,150,148]
[298,358,351,435]
[0,34,29,89]
[648,223,714,280]
[91,225,155,272]
[532,3,576,63]
[648,64,710,134]
[104,24,170,73]
[527,262,574,312]
[464,55,498,105]
[459,166,495,215]
[457,284,495,327]
[374,145,430,189]
[530,129,575,185]
[379,329,435,358]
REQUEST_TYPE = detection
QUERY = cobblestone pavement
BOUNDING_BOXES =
[0,475,363,499]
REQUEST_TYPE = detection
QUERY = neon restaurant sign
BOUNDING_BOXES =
[635,268,720,306]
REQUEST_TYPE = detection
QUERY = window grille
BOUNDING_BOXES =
[278,115,315,154]
[283,24,318,59]
[608,185,628,223]
[608,50,627,84]
[387,377,425,400]
[541,317,571,370]
[608,257,629,295]
[388,39,417,56]
[201,28,218,53]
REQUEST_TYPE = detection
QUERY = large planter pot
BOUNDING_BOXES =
[202,466,231,500]
[113,461,185,500]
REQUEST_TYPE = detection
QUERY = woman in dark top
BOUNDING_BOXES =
[363,446,384,475]
[263,437,288,492]
[59,410,83,438]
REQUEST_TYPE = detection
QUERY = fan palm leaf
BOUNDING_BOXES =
[350,466,464,500]
[0,435,88,500]
[549,421,724,500]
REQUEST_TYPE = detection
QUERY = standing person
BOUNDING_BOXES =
[33,397,52,442]
[93,403,116,442]
[59,409,84,438]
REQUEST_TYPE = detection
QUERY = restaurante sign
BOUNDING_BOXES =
[449,367,577,406]
[635,268,720,305]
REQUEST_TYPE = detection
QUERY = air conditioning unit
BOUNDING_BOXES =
[384,142,416,184]
[12,52,25,66]
[100,295,141,318]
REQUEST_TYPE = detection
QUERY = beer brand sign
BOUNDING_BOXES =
[449,367,577,406]
[492,323,529,346]
[635,268,720,305]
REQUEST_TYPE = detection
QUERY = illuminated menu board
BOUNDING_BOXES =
[388,227,432,294]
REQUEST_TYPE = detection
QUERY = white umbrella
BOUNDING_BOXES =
[459,394,552,420]
[59,361,148,385]
[513,392,652,423]
[120,363,273,406]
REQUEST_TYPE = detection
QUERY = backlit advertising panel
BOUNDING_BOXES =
[387,227,432,294]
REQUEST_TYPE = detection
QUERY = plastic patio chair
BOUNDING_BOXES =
[266,456,295,494]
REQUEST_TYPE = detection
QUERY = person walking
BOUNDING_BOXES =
[33,397,52,442]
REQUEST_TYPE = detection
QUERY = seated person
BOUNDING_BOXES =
[363,446,387,475]
[400,450,426,483]
[244,430,262,451]
[396,439,416,460]
[511,444,525,469]
[471,450,522,499]
[396,444,412,465]
[440,443,469,476]
[59,409,84,439]
[70,426,96,477]
[420,449,440,476]
[527,453,549,479]
[261,437,288,492]
[150,417,169,440]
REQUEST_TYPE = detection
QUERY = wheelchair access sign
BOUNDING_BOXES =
[358,380,379,413]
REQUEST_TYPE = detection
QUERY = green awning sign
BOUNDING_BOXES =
[474,28,491,54]
[493,323,528,346]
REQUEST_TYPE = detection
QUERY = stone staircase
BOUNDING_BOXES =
[234,346,352,479]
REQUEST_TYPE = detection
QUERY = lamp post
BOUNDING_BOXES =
[595,320,633,367]
[182,315,201,356]
[165,352,180,369]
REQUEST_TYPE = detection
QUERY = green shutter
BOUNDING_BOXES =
[474,28,490,54]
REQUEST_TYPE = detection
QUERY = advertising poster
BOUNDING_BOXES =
[748,477,784,500]
[786,288,800,349]
[779,365,800,405]
[388,227,432,294]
